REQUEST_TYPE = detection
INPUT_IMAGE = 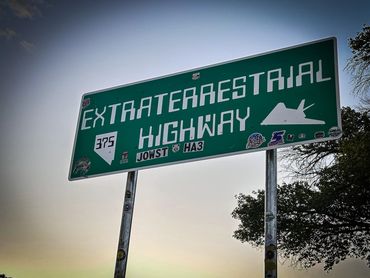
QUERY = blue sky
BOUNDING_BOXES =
[0,1,369,277]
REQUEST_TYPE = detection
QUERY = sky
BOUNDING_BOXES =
[0,0,369,277]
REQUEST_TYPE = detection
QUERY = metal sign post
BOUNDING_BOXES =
[114,171,138,278]
[265,149,277,278]
[67,38,340,278]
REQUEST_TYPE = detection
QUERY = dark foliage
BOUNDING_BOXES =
[346,24,370,98]
[232,107,370,270]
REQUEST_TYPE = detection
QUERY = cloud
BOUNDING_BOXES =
[19,40,35,52]
[6,0,43,19]
[0,1,49,52]
[0,27,17,40]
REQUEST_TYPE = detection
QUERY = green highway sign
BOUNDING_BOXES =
[69,37,341,180]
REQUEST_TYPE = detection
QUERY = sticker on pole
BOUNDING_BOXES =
[94,132,117,165]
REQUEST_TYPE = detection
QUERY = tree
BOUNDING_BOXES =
[346,24,370,100]
[232,107,370,270]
